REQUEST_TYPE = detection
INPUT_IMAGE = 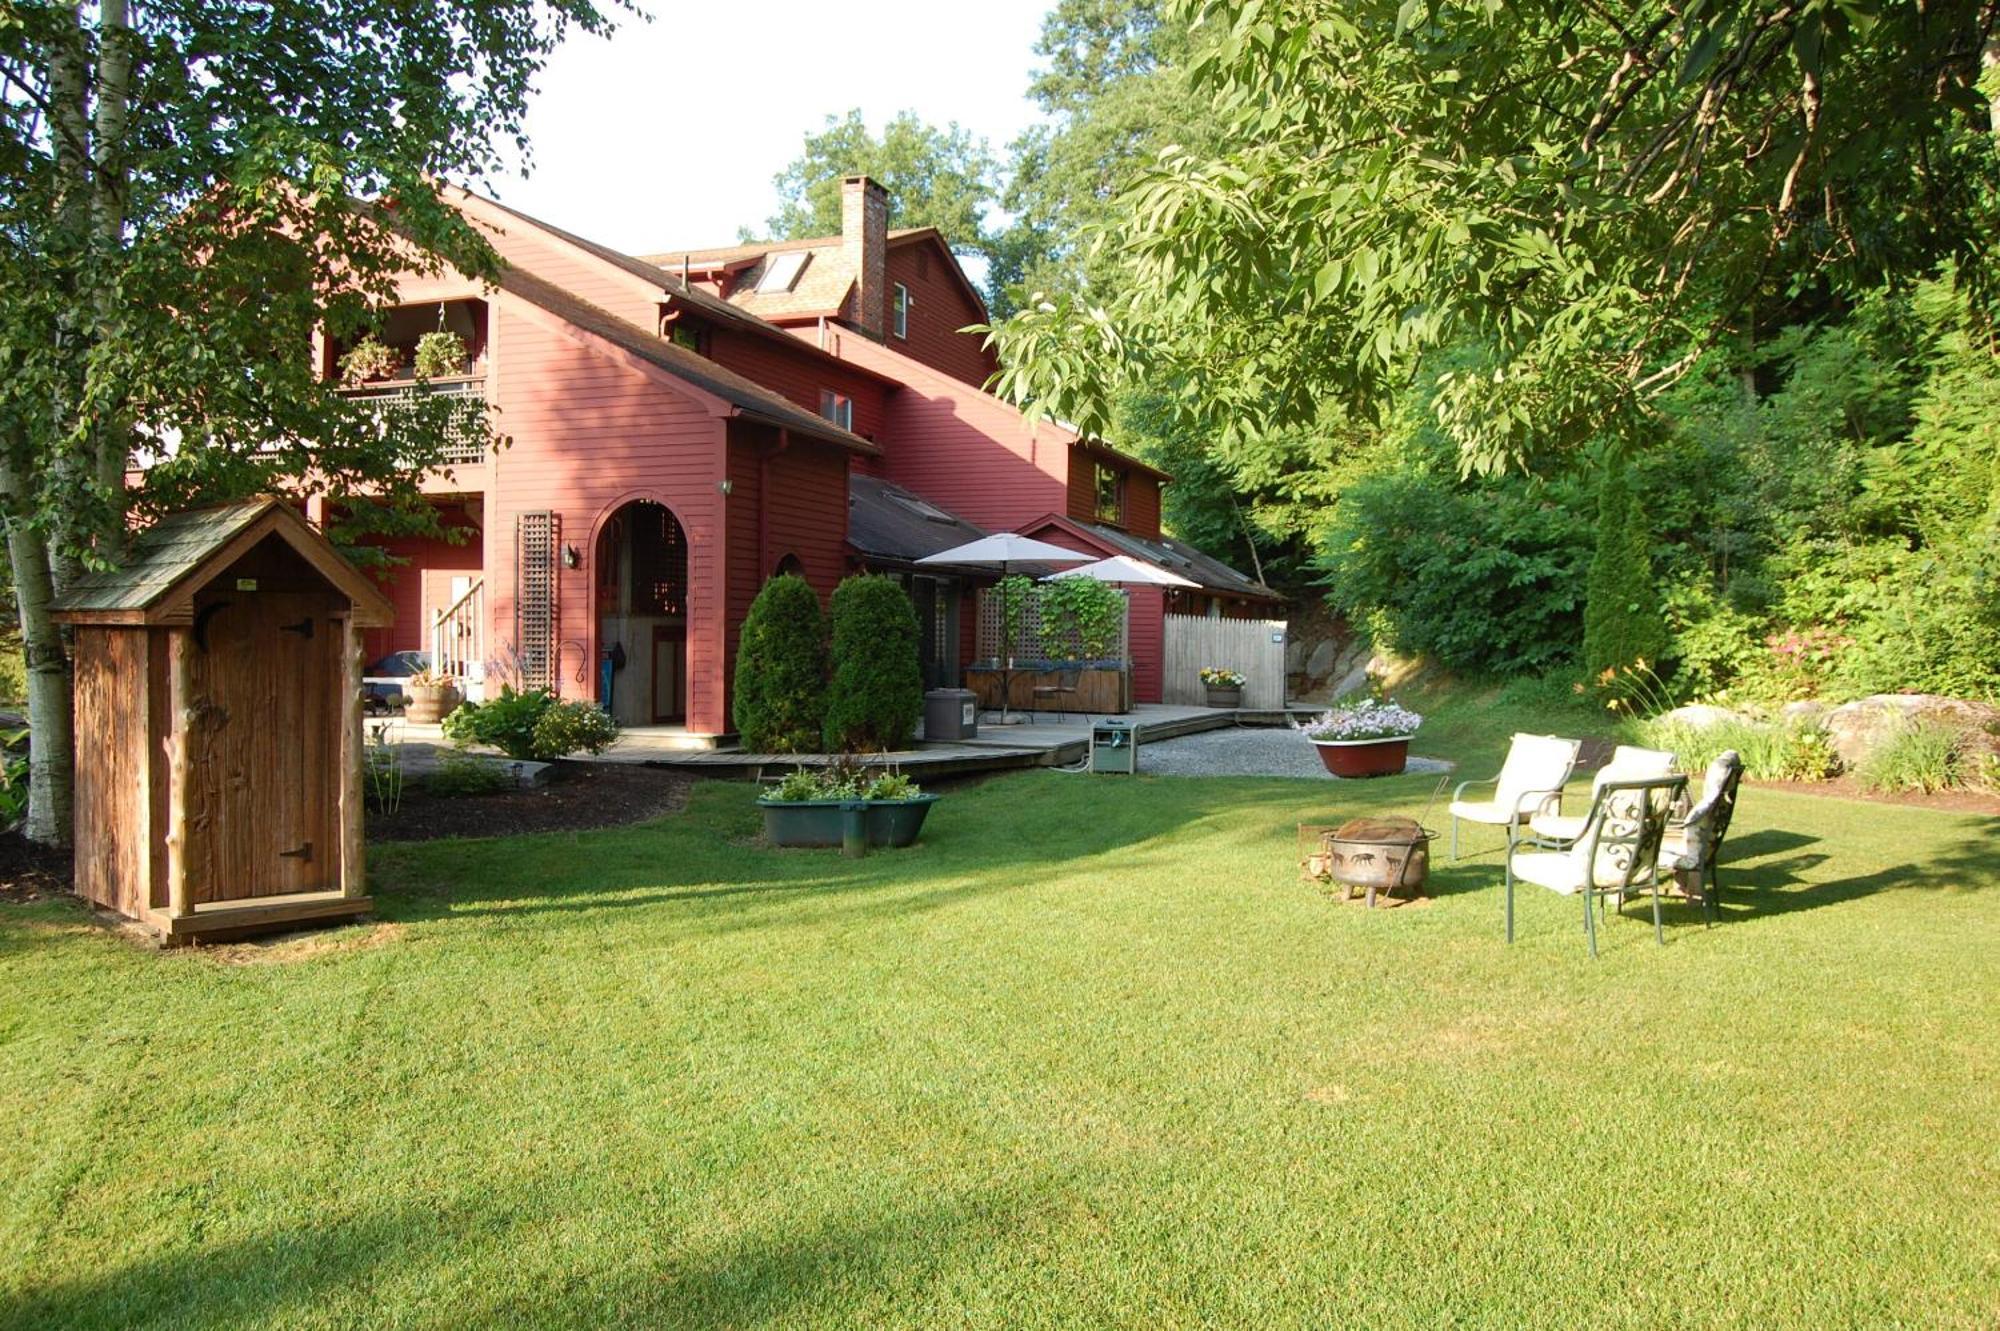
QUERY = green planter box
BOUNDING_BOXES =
[759,795,940,848]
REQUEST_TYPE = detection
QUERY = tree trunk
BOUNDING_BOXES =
[0,450,74,847]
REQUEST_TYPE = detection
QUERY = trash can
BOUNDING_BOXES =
[924,688,979,741]
[1091,720,1138,774]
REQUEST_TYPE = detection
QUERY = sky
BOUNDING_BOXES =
[487,0,1056,257]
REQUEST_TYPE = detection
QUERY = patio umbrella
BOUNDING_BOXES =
[1044,554,1200,589]
[918,533,1091,723]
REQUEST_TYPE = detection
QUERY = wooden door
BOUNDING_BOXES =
[185,591,342,901]
[651,624,685,724]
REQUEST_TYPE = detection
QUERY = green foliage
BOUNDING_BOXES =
[532,700,619,759]
[1318,450,1591,676]
[992,574,1037,661]
[1038,576,1125,659]
[340,336,401,385]
[1660,582,1765,700]
[864,772,923,801]
[1856,722,1966,795]
[442,687,550,761]
[823,575,924,753]
[0,636,25,706]
[759,763,923,804]
[1641,717,1839,784]
[425,751,516,798]
[0,727,29,827]
[365,727,406,816]
[732,575,829,754]
[413,330,468,379]
[762,110,997,256]
[1582,460,1668,677]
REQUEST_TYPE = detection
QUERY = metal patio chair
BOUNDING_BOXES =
[1527,744,1679,845]
[1032,666,1086,724]
[1448,733,1582,862]
[1659,750,1744,925]
[1506,775,1689,957]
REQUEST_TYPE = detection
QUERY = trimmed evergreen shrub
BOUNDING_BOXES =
[732,574,829,753]
[823,574,924,752]
[1582,458,1668,676]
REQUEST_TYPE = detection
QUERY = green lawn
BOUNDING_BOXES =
[2,697,1996,1328]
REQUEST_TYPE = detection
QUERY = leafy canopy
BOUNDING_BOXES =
[760,109,999,256]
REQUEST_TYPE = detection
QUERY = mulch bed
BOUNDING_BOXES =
[367,761,691,842]
[0,832,73,902]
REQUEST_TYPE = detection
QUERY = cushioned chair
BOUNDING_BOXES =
[1507,775,1689,957]
[1527,745,1678,845]
[1449,733,1582,860]
[1658,750,1744,924]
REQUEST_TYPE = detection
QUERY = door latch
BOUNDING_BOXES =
[280,618,315,638]
[279,842,313,861]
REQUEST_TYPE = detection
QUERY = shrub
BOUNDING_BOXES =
[732,574,828,753]
[1641,716,1839,783]
[823,575,923,752]
[413,330,467,379]
[1582,457,1669,676]
[339,335,400,385]
[533,699,619,758]
[1039,575,1125,658]
[425,750,515,797]
[442,686,550,760]
[1856,721,1965,794]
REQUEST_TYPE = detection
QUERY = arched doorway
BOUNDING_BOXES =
[594,500,689,725]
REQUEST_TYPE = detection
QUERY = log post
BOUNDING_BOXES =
[338,614,365,898]
[163,628,192,919]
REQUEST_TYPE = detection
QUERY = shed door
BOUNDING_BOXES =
[185,591,342,902]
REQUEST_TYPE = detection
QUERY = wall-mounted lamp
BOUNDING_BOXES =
[717,478,733,497]
[562,543,580,569]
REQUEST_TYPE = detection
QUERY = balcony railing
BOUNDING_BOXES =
[340,376,490,466]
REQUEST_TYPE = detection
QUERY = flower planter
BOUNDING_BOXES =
[403,681,462,725]
[760,795,941,848]
[1204,685,1244,708]
[1311,736,1413,778]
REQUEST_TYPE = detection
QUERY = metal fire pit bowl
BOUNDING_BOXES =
[1312,816,1435,908]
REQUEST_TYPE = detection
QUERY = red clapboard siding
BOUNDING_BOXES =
[829,334,1068,532]
[706,327,888,443]
[358,526,482,663]
[488,301,731,733]
[884,241,997,388]
[723,421,850,700]
[456,192,666,332]
[1124,474,1162,540]
[1065,455,1165,541]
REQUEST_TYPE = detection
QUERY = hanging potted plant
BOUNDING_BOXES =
[1296,697,1424,777]
[414,329,469,379]
[339,335,401,385]
[401,666,462,724]
[1200,666,1245,708]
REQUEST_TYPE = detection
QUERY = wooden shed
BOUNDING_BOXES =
[53,499,394,943]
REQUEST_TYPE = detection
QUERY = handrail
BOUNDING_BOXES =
[430,577,485,684]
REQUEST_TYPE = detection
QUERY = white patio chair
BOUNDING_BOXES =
[1527,745,1678,845]
[1506,775,1688,957]
[1448,733,1582,861]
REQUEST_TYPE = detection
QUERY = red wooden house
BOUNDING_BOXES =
[337,177,1276,740]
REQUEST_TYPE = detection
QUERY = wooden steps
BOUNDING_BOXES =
[154,891,373,945]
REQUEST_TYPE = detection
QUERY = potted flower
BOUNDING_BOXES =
[758,764,940,849]
[413,329,469,379]
[339,335,401,386]
[1296,697,1424,777]
[1200,666,1246,708]
[402,666,462,724]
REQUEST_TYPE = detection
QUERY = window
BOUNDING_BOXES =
[669,321,706,354]
[819,390,853,431]
[1094,463,1124,525]
[892,283,910,338]
[756,251,809,293]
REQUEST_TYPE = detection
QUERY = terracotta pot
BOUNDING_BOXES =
[1205,684,1243,708]
[403,681,462,724]
[1311,736,1412,778]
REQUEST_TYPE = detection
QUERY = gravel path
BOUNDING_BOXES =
[1138,725,1456,780]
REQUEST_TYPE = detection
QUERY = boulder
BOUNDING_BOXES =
[1656,703,1749,731]
[1780,700,1830,725]
[1824,694,2000,768]
[1304,638,1337,681]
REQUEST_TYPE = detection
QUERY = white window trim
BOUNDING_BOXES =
[892,282,910,339]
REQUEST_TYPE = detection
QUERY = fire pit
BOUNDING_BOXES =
[1300,815,1434,908]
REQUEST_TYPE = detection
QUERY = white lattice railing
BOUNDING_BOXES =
[341,377,489,465]
[432,577,485,690]
[975,584,1130,666]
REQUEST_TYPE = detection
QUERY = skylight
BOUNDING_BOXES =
[891,492,958,525]
[756,251,809,293]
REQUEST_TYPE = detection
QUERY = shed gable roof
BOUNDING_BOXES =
[53,499,397,626]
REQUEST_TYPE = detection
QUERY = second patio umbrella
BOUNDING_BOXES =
[917,533,1092,723]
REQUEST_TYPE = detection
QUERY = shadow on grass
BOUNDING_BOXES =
[0,1186,1029,1331]
[1720,825,1997,919]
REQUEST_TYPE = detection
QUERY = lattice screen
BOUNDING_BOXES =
[515,510,560,689]
[975,584,1129,665]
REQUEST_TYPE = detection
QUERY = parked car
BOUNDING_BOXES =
[362,651,431,712]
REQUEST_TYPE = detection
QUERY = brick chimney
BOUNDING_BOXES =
[841,175,888,338]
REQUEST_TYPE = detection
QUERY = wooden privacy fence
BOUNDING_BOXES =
[1162,613,1289,710]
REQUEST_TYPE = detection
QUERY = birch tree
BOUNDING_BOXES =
[0,0,623,845]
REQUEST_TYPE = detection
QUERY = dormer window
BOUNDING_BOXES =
[892,283,910,338]
[757,251,809,293]
[1094,463,1124,525]
[819,390,854,431]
